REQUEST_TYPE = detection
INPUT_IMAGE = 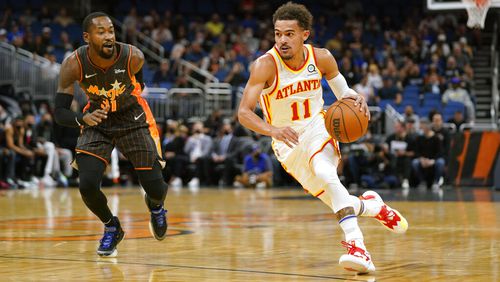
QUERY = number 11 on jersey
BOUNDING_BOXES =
[291,99,311,121]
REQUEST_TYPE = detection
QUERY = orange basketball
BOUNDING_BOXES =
[324,98,369,143]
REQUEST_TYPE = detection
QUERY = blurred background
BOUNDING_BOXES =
[0,0,498,192]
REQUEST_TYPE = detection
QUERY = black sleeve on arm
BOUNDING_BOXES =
[54,92,85,128]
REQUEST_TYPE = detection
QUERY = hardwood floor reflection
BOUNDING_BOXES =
[0,187,498,281]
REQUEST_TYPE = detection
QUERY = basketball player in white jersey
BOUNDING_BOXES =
[238,2,408,273]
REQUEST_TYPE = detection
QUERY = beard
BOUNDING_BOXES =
[98,45,115,59]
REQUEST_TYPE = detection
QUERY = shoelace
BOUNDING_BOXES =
[100,229,116,249]
[152,208,166,227]
[341,241,370,261]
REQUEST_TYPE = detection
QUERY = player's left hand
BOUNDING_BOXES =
[342,91,371,120]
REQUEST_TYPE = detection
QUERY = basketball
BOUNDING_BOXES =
[324,98,369,143]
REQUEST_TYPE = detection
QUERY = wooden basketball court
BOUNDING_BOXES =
[0,187,498,281]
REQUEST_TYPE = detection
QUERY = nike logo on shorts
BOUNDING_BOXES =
[85,73,97,78]
[134,112,145,120]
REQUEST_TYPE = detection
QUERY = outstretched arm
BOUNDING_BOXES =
[315,48,370,119]
[238,55,298,148]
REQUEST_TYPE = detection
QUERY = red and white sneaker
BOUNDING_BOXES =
[339,240,376,273]
[361,190,408,234]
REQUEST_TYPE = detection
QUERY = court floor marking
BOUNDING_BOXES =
[0,255,368,281]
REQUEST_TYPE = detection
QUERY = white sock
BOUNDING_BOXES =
[360,199,382,217]
[339,215,364,242]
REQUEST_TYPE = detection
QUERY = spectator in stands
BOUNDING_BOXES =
[412,118,445,189]
[353,75,375,106]
[5,117,37,188]
[422,65,445,95]
[386,120,416,189]
[184,41,206,67]
[204,109,223,137]
[204,122,240,186]
[367,63,383,91]
[0,105,16,188]
[205,13,224,38]
[151,21,173,46]
[442,77,475,122]
[23,113,58,187]
[38,5,53,26]
[447,110,465,130]
[431,113,451,163]
[452,43,470,71]
[377,76,401,102]
[443,56,462,80]
[184,121,212,190]
[152,59,175,88]
[430,33,450,58]
[53,8,74,27]
[0,29,7,43]
[163,123,189,189]
[403,106,420,128]
[234,143,272,188]
[36,113,73,186]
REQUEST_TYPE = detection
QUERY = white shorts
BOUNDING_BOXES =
[272,113,341,197]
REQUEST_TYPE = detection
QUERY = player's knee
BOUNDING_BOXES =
[312,159,340,184]
[136,162,168,204]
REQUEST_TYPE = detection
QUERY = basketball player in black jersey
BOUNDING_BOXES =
[54,12,168,257]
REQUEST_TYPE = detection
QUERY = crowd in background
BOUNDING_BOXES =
[0,0,482,189]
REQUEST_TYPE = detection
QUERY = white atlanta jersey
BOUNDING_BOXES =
[259,44,324,132]
[259,44,341,199]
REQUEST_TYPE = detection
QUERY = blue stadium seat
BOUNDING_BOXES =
[159,82,173,89]
[28,0,43,9]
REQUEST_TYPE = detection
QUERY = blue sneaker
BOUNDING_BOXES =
[145,195,168,240]
[97,217,125,257]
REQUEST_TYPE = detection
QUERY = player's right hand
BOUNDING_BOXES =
[271,126,299,148]
[83,108,108,126]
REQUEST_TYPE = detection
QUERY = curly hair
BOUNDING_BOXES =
[272,2,313,31]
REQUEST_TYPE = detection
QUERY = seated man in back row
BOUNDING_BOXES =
[234,143,272,188]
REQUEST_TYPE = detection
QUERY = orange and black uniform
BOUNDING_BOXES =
[74,42,163,170]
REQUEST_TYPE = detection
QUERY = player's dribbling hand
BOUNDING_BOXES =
[271,126,299,148]
[342,90,371,120]
[83,107,108,126]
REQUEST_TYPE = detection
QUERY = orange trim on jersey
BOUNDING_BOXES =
[135,167,153,170]
[82,102,90,113]
[314,190,325,197]
[127,44,133,80]
[131,79,162,158]
[259,97,271,124]
[273,45,309,74]
[75,149,109,165]
[74,51,83,82]
[263,94,273,121]
[265,53,280,97]
[308,138,333,166]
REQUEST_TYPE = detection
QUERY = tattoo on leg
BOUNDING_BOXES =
[336,207,355,221]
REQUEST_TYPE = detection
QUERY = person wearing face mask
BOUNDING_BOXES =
[183,121,212,190]
[204,122,241,187]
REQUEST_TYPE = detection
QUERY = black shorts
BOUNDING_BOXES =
[75,104,164,170]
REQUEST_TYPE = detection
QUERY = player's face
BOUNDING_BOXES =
[274,20,310,61]
[84,16,116,59]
